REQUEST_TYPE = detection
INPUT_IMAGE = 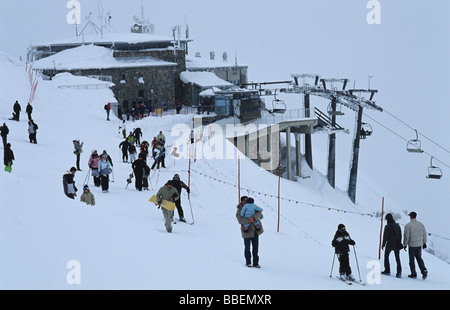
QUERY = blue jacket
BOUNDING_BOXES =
[98,159,112,176]
[240,203,263,218]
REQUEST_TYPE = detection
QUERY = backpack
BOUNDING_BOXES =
[104,104,108,110]
[33,123,38,131]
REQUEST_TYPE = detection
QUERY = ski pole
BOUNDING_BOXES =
[111,167,115,182]
[352,245,362,282]
[329,253,336,278]
[83,168,91,185]
[188,195,194,225]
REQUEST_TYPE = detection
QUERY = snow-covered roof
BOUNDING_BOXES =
[31,32,189,47]
[186,54,247,70]
[32,45,177,70]
[180,71,233,88]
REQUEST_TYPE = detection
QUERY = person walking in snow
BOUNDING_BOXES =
[88,150,101,187]
[26,102,33,121]
[119,139,131,163]
[27,120,38,144]
[3,143,15,172]
[156,180,179,233]
[105,102,111,121]
[0,122,9,147]
[12,100,21,121]
[150,145,162,170]
[129,143,137,163]
[63,167,78,199]
[403,211,428,279]
[131,156,145,191]
[73,139,83,171]
[382,213,403,278]
[98,154,112,193]
[80,185,95,206]
[172,174,190,222]
[236,196,264,268]
[133,127,142,145]
[332,224,356,281]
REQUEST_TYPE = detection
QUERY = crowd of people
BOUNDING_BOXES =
[3,100,432,281]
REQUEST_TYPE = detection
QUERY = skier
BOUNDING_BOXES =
[403,211,428,279]
[3,143,15,173]
[26,102,33,121]
[80,185,95,206]
[27,120,38,144]
[236,196,263,268]
[131,156,145,191]
[0,122,9,147]
[332,224,356,281]
[240,197,263,232]
[381,213,403,278]
[12,100,21,121]
[156,180,179,233]
[73,139,83,171]
[100,150,114,167]
[119,139,131,162]
[88,150,101,187]
[172,174,190,222]
[150,145,162,170]
[98,154,112,193]
[63,167,78,199]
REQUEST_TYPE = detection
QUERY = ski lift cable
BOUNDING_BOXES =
[383,108,450,155]
[362,113,450,170]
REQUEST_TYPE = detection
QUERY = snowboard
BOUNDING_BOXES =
[149,195,176,211]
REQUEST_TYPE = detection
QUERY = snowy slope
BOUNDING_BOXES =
[0,53,449,290]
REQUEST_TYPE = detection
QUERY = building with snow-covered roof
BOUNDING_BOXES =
[186,52,248,86]
[28,25,192,113]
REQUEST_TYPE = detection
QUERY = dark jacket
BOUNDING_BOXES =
[332,230,355,254]
[62,172,77,195]
[132,158,145,176]
[382,222,403,251]
[4,144,14,166]
[172,180,190,196]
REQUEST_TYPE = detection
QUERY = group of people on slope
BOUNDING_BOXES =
[331,211,428,281]
[234,196,428,280]
[1,101,38,173]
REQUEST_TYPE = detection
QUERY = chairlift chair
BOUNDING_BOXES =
[359,122,373,139]
[268,90,286,114]
[271,98,286,114]
[327,102,344,116]
[406,130,424,153]
[426,157,443,179]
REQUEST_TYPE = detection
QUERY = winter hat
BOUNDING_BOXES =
[70,167,77,172]
[338,224,346,231]
[83,185,90,191]
[167,180,174,186]
[173,174,180,180]
[246,197,255,204]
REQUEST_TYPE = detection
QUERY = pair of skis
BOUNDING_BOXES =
[173,218,194,225]
[335,276,367,286]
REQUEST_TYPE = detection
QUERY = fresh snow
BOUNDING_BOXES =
[1,52,449,290]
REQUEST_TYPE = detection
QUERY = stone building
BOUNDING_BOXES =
[29,32,190,113]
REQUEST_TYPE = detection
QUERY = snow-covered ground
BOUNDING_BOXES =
[0,52,449,291]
